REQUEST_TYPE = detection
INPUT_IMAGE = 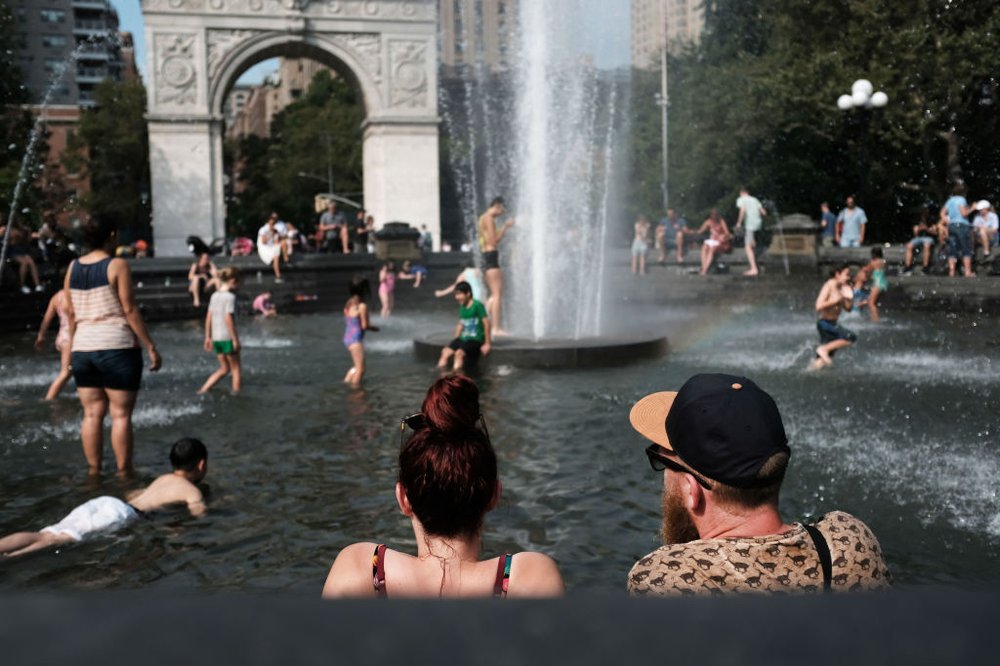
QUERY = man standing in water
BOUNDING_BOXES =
[734,186,766,276]
[810,264,857,370]
[478,197,515,336]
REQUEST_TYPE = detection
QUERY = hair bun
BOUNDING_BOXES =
[422,375,481,433]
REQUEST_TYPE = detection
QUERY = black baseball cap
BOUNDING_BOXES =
[629,373,790,488]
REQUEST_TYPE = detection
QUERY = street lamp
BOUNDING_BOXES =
[836,79,888,205]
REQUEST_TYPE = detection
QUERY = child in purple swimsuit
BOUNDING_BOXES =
[343,277,378,387]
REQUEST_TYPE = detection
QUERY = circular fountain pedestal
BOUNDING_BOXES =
[413,333,669,369]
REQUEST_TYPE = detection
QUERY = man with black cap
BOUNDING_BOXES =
[627,373,890,596]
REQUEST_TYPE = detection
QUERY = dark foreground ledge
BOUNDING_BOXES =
[1,587,996,665]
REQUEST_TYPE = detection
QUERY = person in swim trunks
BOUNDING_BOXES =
[478,197,515,336]
[322,375,563,598]
[438,282,490,372]
[0,438,208,558]
[810,264,858,370]
[198,267,242,394]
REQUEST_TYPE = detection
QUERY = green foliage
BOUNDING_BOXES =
[630,0,1000,241]
[67,80,151,243]
[226,69,364,237]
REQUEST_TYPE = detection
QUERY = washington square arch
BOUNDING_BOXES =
[141,0,440,256]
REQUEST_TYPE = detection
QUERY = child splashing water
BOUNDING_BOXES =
[343,277,378,387]
[34,287,73,400]
[198,267,242,394]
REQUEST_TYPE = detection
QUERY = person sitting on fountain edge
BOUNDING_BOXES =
[626,373,891,596]
[437,281,491,372]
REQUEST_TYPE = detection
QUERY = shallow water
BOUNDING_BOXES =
[1,292,998,591]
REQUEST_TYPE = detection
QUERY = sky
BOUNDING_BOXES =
[111,0,631,84]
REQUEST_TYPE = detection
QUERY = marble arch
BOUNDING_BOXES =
[141,0,440,256]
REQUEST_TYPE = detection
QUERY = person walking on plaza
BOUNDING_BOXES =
[478,197,515,336]
[198,267,242,395]
[810,264,857,370]
[627,373,890,596]
[323,375,563,598]
[942,183,975,278]
[34,287,73,400]
[818,202,836,248]
[631,215,651,275]
[734,186,766,276]
[835,196,868,248]
[63,215,162,474]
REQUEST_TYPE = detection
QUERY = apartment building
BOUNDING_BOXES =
[631,0,705,69]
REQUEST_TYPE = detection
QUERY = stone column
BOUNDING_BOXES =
[147,118,218,257]
[363,120,440,249]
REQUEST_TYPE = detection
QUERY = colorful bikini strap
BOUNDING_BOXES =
[493,553,513,599]
[372,544,388,598]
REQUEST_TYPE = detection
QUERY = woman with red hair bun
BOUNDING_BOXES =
[323,375,564,598]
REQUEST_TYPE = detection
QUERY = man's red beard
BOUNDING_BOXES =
[661,484,700,544]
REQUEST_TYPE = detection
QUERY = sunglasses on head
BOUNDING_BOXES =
[644,443,713,490]
[400,412,490,447]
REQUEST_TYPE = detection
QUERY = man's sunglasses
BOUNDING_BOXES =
[400,412,490,447]
[644,444,713,490]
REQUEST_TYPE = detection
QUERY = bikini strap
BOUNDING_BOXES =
[493,553,513,599]
[372,544,388,598]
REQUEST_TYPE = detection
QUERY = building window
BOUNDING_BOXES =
[44,58,64,73]
[42,34,67,48]
[39,9,66,23]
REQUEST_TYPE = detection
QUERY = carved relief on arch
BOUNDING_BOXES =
[155,33,199,107]
[327,33,382,87]
[207,29,258,81]
[388,39,428,109]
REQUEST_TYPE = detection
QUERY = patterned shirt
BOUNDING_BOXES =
[628,511,890,597]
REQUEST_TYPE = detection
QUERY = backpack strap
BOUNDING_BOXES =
[803,524,832,592]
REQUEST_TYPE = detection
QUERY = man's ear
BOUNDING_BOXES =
[486,480,502,512]
[683,474,705,512]
[395,482,413,517]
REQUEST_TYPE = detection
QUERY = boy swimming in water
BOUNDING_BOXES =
[0,438,208,558]
[809,263,858,370]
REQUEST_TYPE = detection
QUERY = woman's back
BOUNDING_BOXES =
[68,255,136,352]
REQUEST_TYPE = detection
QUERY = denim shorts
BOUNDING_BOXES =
[71,348,143,391]
[817,319,858,345]
[948,224,972,259]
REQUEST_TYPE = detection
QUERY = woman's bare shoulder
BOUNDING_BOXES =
[322,541,380,598]
[508,551,565,598]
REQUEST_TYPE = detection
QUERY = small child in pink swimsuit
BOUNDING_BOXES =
[34,289,73,400]
[378,261,396,318]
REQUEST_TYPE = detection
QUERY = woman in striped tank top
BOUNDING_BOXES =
[63,216,162,474]
[322,376,564,598]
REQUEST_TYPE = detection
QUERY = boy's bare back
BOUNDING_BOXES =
[128,473,205,517]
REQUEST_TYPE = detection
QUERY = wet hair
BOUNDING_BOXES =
[871,247,884,259]
[80,214,117,250]
[490,196,505,208]
[455,281,472,296]
[398,376,497,538]
[710,452,789,509]
[831,262,851,277]
[218,266,241,284]
[170,437,208,471]
[348,275,371,299]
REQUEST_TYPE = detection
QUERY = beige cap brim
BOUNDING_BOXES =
[629,391,677,450]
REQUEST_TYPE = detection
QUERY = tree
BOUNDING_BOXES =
[630,0,1000,241]
[65,80,151,243]
[226,69,364,237]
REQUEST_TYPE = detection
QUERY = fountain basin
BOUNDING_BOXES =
[413,332,669,369]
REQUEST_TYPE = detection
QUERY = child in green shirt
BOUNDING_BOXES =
[437,281,491,371]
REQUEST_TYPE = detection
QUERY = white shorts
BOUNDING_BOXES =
[258,243,281,265]
[705,239,722,248]
[41,496,139,542]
